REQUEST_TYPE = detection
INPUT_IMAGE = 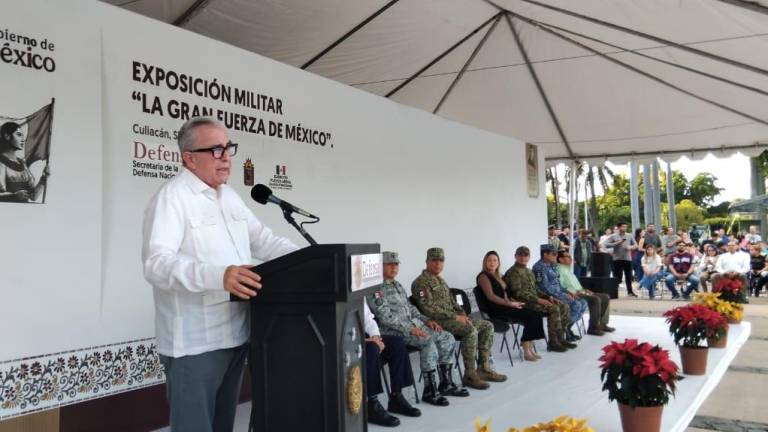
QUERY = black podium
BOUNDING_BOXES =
[237,244,381,432]
[578,252,620,299]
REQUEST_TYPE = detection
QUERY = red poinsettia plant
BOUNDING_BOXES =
[663,304,728,347]
[712,277,748,304]
[599,338,680,407]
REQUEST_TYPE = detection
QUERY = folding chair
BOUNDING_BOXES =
[472,286,522,365]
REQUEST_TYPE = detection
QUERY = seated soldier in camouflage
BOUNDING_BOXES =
[503,246,576,352]
[368,251,468,406]
[532,244,588,343]
[411,247,506,390]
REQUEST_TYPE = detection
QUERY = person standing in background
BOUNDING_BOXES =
[573,229,595,277]
[604,222,638,297]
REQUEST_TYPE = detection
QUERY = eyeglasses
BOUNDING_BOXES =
[187,142,238,159]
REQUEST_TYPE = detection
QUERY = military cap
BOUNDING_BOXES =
[540,243,556,254]
[382,251,400,264]
[426,247,445,260]
[515,246,530,256]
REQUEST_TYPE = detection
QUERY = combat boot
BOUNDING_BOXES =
[462,367,489,390]
[547,337,568,352]
[558,332,578,349]
[437,364,469,397]
[477,353,507,382]
[420,370,449,406]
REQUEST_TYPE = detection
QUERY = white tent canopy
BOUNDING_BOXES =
[107,0,768,164]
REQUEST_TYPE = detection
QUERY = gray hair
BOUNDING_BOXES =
[177,116,223,153]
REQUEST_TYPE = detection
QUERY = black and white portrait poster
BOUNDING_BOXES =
[0,101,54,203]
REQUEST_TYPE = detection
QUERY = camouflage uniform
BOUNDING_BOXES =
[532,259,587,324]
[411,270,493,370]
[503,263,570,344]
[367,278,455,372]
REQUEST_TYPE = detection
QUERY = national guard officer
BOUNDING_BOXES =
[532,244,588,343]
[411,248,506,390]
[503,246,575,352]
[367,251,468,406]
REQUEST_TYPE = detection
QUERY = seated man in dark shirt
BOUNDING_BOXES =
[748,243,768,297]
[665,240,699,300]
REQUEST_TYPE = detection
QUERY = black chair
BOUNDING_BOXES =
[472,286,520,365]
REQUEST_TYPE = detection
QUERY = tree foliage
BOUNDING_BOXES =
[674,199,705,230]
[688,174,723,208]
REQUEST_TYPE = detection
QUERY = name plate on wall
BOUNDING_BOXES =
[350,253,382,292]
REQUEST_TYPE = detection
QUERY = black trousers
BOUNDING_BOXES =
[365,334,414,397]
[487,303,546,342]
[612,259,634,294]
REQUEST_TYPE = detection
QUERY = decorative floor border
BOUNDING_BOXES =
[0,338,164,420]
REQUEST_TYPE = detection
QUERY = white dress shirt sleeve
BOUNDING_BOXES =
[142,187,228,293]
[363,300,380,337]
[244,205,299,262]
[715,254,726,274]
[739,253,751,274]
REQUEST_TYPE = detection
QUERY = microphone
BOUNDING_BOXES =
[251,184,317,219]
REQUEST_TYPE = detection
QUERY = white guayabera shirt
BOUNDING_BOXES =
[142,168,298,358]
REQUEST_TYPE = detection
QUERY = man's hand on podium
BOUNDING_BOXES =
[224,265,263,299]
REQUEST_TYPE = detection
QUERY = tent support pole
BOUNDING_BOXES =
[301,0,402,70]
[386,13,502,98]
[433,14,501,113]
[506,13,574,158]
[173,0,213,27]
[506,11,768,128]
[666,162,677,230]
[629,161,641,233]
[514,0,768,77]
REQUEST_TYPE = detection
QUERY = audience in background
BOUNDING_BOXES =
[640,245,664,299]
[665,240,699,300]
[748,243,768,297]
[698,244,720,292]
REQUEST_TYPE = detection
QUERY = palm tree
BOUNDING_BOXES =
[584,163,615,233]
[565,162,587,228]
[546,167,562,227]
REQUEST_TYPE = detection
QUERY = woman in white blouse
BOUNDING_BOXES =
[639,245,663,299]
[698,244,719,292]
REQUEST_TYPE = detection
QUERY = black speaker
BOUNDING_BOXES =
[592,252,613,277]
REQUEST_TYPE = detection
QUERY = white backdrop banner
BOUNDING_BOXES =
[0,0,546,418]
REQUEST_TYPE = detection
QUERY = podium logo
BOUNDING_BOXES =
[350,254,383,292]
[243,158,254,186]
[268,163,293,191]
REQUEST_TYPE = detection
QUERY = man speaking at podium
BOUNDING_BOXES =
[142,117,298,432]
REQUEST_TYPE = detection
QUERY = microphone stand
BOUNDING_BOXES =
[282,208,318,245]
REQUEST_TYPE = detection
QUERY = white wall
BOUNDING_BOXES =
[0,0,546,418]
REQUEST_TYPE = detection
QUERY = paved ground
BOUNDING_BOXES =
[609,286,768,432]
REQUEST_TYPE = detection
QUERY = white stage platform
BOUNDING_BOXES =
[156,314,751,432]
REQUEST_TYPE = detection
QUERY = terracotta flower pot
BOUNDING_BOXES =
[679,346,708,375]
[618,403,663,432]
[707,328,728,348]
